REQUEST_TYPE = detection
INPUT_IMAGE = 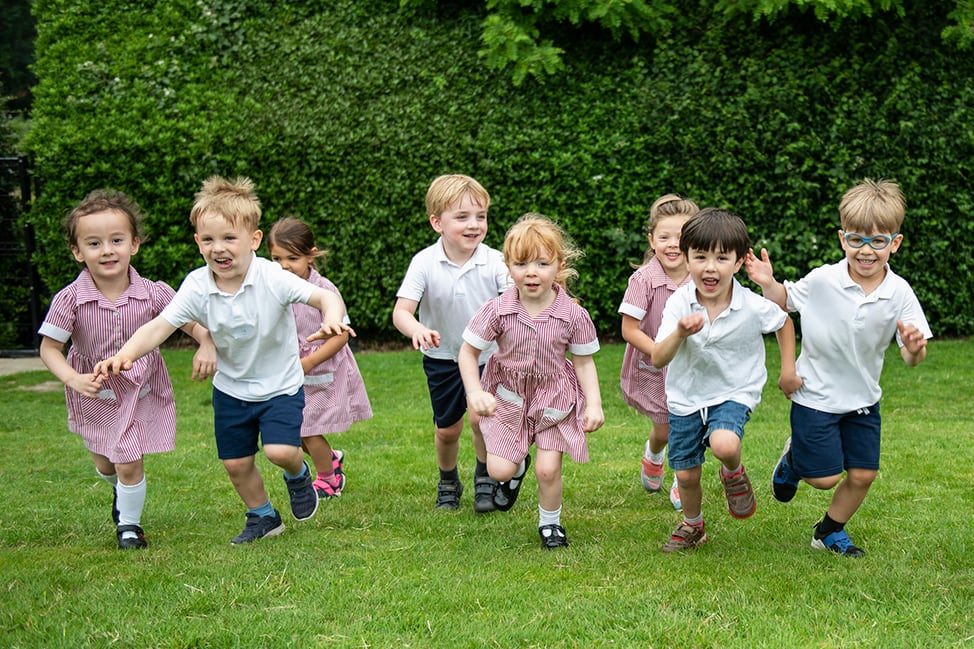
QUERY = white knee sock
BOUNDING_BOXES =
[116,477,146,537]
[539,505,562,527]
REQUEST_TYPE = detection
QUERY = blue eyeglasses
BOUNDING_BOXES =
[841,231,899,251]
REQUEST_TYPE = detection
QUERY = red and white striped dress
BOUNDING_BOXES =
[292,269,372,436]
[463,285,600,463]
[38,267,177,464]
[618,257,688,424]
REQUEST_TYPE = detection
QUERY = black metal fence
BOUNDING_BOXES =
[0,155,42,356]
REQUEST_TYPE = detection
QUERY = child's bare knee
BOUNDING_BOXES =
[806,475,841,490]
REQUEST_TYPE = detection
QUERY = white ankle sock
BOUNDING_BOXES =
[116,477,146,538]
[539,505,562,527]
[95,468,117,486]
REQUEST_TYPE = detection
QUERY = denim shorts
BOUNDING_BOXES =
[789,401,881,477]
[667,400,751,471]
[423,356,482,429]
[212,386,305,460]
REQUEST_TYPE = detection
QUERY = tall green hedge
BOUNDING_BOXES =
[28,0,974,339]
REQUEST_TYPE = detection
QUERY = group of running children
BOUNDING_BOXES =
[38,173,931,556]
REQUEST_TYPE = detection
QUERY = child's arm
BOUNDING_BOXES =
[572,354,604,433]
[299,332,350,374]
[897,320,928,366]
[774,316,802,398]
[179,322,217,381]
[306,287,355,342]
[652,313,705,368]
[745,248,788,309]
[458,341,496,416]
[620,314,656,359]
[94,316,179,377]
[392,297,440,351]
[39,336,104,397]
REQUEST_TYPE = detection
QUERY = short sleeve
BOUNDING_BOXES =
[618,271,649,320]
[893,284,933,346]
[461,300,500,350]
[784,272,814,312]
[655,290,687,342]
[396,254,427,302]
[38,286,77,343]
[149,280,177,316]
[569,307,600,356]
[161,275,203,329]
[754,293,789,333]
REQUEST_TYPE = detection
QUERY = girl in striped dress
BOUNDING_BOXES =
[619,194,698,510]
[268,217,372,498]
[38,190,215,549]
[458,214,604,549]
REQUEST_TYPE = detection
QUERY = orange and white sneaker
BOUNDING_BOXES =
[641,457,664,492]
[668,476,682,511]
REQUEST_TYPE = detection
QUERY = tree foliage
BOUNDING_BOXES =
[403,0,974,83]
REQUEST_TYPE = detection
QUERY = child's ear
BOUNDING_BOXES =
[70,245,84,264]
[131,237,141,255]
[429,214,443,233]
[251,229,263,250]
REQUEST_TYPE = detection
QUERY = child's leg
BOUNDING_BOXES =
[486,453,520,482]
[641,420,669,492]
[826,468,877,522]
[435,419,463,475]
[469,411,488,464]
[114,457,147,545]
[469,410,498,513]
[648,421,669,456]
[675,466,703,519]
[302,436,334,479]
[223,455,270,509]
[535,449,568,548]
[90,452,116,478]
[709,428,742,470]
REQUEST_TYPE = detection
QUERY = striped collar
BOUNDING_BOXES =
[498,283,574,322]
[73,266,149,307]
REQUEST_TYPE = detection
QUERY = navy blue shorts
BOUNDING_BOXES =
[790,401,881,477]
[422,356,483,429]
[667,400,751,471]
[212,386,305,460]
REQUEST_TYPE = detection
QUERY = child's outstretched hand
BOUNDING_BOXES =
[308,321,356,343]
[582,404,605,433]
[411,326,441,351]
[897,320,927,355]
[67,371,104,397]
[466,389,496,417]
[745,248,775,287]
[93,355,133,379]
[677,313,706,337]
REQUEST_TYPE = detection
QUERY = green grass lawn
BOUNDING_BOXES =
[1,340,972,648]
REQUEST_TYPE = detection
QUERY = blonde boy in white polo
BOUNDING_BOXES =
[392,174,510,512]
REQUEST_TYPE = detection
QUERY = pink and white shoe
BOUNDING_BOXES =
[669,476,682,511]
[641,457,664,492]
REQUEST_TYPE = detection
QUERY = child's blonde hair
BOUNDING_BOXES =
[190,176,262,231]
[268,217,327,265]
[839,178,905,234]
[637,193,699,266]
[64,189,144,247]
[425,174,490,217]
[503,213,582,290]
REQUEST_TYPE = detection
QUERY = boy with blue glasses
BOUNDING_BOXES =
[746,178,931,557]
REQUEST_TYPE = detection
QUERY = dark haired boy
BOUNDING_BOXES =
[652,208,800,552]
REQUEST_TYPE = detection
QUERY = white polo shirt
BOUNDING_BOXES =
[397,239,510,362]
[162,254,314,401]
[786,259,932,413]
[658,279,788,416]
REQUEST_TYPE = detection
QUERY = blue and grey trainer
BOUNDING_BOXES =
[231,511,285,545]
[284,463,319,521]
[811,528,866,558]
[771,437,800,503]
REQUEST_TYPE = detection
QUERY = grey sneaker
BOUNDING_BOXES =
[720,465,756,519]
[231,511,285,545]
[284,463,319,521]
[435,480,464,510]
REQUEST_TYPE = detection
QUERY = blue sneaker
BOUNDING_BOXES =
[284,463,319,521]
[771,437,800,503]
[231,511,285,545]
[811,528,866,558]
